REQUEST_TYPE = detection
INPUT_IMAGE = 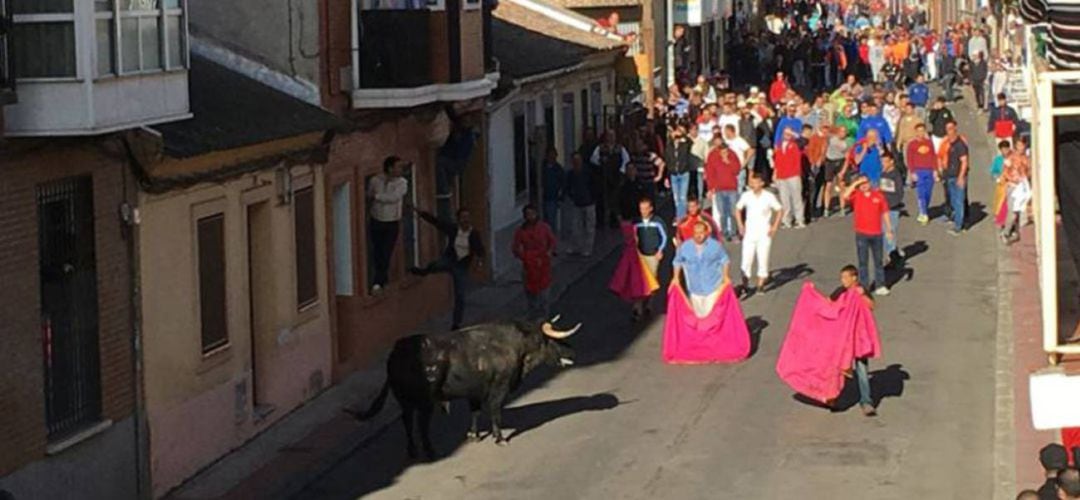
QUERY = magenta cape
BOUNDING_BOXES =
[775,282,882,403]
[662,285,751,364]
[608,222,660,302]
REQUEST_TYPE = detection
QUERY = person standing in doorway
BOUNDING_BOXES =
[513,204,558,319]
[410,208,486,330]
[368,155,410,295]
[564,152,597,257]
[843,176,893,296]
[736,172,784,296]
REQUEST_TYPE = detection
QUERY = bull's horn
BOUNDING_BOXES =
[549,314,562,324]
[542,322,581,339]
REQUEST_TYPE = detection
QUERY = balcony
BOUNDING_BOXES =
[3,0,191,136]
[350,2,497,109]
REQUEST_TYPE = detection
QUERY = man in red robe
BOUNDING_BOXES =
[513,204,557,319]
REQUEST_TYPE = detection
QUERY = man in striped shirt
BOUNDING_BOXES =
[1022,0,1080,342]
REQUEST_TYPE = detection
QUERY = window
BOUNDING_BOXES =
[294,187,318,308]
[93,0,186,77]
[11,0,76,78]
[197,213,228,353]
[513,106,528,198]
[332,183,354,296]
[38,176,102,440]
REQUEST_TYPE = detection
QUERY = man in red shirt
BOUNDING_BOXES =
[674,196,721,243]
[843,176,894,296]
[773,128,805,229]
[905,123,938,224]
[769,72,789,105]
[705,137,742,240]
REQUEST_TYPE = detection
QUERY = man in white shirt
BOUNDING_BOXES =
[717,103,742,138]
[722,124,753,193]
[735,172,785,296]
[367,156,410,293]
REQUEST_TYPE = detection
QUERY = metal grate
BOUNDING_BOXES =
[37,175,102,441]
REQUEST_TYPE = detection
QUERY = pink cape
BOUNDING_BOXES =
[608,222,659,302]
[663,284,751,364]
[775,282,882,403]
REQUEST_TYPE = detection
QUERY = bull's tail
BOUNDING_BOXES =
[345,380,391,421]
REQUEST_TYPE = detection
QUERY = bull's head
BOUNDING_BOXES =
[523,315,579,373]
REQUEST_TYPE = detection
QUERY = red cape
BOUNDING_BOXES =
[663,284,751,364]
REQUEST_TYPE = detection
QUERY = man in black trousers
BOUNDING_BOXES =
[409,207,486,330]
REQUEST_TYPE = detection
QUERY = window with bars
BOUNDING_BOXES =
[94,0,186,77]
[294,187,318,309]
[197,213,228,354]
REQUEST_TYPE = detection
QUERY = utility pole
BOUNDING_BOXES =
[641,0,657,118]
[666,0,675,87]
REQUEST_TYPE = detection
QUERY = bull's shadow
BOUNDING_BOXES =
[503,393,621,440]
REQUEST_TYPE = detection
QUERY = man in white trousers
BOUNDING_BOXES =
[736,171,785,296]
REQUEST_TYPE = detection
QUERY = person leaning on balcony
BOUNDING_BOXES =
[1021,0,1080,342]
[367,156,409,295]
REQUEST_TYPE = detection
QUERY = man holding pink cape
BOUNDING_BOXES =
[663,221,751,364]
[776,266,883,416]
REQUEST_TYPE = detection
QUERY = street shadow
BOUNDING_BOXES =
[504,393,622,440]
[886,240,927,288]
[766,263,814,293]
[870,364,911,408]
[967,202,988,229]
[747,316,769,358]
[831,363,911,412]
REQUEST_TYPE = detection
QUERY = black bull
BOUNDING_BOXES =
[348,319,580,458]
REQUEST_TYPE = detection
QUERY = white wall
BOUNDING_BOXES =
[488,105,519,232]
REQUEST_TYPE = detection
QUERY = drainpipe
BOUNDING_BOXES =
[119,140,149,500]
[666,0,674,86]
[351,0,361,94]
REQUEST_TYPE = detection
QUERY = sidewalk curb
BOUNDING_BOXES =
[993,230,1018,500]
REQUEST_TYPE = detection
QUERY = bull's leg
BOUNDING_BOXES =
[418,406,436,460]
[485,394,509,446]
[467,400,482,442]
[401,407,418,459]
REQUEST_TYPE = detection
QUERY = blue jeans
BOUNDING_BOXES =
[855,233,885,289]
[855,358,872,406]
[671,172,691,220]
[714,191,739,238]
[945,177,966,231]
[884,210,900,255]
[543,200,560,233]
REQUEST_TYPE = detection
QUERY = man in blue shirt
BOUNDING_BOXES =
[854,128,885,185]
[908,74,930,119]
[673,220,730,302]
[773,103,804,149]
[856,102,894,146]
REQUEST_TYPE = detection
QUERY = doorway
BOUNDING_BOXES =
[247,201,274,418]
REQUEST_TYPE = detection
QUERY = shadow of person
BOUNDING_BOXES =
[967,202,989,228]
[746,316,770,357]
[766,263,814,293]
[886,240,927,288]
[503,393,621,440]
[870,364,910,408]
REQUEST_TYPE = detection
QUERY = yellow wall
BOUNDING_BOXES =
[139,163,332,496]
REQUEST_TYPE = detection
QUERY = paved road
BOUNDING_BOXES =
[296,101,1001,500]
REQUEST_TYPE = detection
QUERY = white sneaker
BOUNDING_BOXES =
[873,287,890,296]
[372,284,383,295]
